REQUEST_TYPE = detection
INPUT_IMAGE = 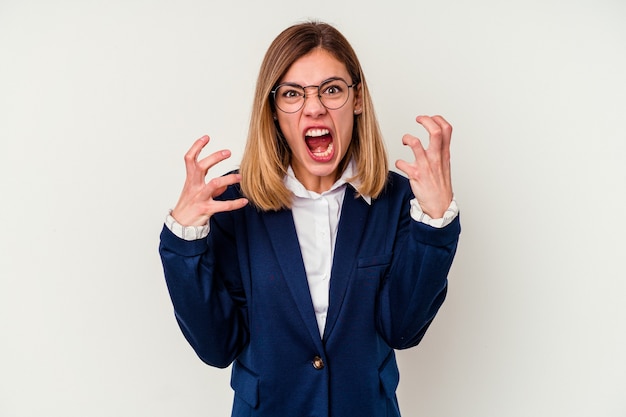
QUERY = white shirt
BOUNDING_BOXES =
[165,161,458,338]
[283,163,358,338]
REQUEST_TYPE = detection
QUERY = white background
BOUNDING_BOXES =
[1,0,625,416]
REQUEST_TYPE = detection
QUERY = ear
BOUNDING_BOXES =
[353,83,363,115]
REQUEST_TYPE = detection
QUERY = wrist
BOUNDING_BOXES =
[165,211,210,241]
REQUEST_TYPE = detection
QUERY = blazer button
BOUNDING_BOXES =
[312,356,325,370]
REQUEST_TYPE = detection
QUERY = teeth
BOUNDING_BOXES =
[312,142,334,158]
[305,128,330,137]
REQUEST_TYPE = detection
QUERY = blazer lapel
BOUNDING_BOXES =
[262,209,325,348]
[323,186,370,340]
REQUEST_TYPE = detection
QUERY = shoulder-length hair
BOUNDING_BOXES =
[240,21,388,211]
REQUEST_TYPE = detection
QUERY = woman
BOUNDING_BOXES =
[159,21,460,417]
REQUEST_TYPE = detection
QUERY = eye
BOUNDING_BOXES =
[320,78,349,97]
[283,89,300,98]
[321,83,344,96]
[277,85,304,101]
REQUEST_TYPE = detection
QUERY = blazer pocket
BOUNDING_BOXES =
[356,253,392,280]
[378,352,400,399]
[230,361,259,409]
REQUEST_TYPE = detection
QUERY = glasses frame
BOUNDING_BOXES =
[270,77,359,114]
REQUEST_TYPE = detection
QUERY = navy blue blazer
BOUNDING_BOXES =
[159,171,460,417]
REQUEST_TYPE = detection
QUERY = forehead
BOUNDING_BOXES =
[281,48,350,85]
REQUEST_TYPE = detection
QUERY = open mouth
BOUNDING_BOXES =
[305,128,334,161]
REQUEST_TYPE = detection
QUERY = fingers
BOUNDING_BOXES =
[199,173,244,200]
[210,197,250,214]
[397,134,428,178]
[184,135,234,179]
[184,135,210,177]
[197,149,234,173]
[192,173,248,221]
[394,159,414,179]
[416,115,452,158]
[397,115,454,218]
[401,133,426,160]
[172,136,247,226]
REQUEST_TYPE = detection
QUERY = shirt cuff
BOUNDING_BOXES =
[164,212,210,241]
[410,198,459,228]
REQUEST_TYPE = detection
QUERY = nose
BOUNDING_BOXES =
[302,87,326,116]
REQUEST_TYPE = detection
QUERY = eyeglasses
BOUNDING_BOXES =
[271,77,358,114]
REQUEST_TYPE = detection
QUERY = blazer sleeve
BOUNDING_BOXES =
[159,211,248,368]
[378,201,461,350]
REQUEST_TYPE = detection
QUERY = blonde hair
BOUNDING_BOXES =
[240,21,388,211]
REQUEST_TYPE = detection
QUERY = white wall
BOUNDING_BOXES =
[1,1,625,416]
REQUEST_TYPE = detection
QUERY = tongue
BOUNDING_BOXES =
[306,135,332,152]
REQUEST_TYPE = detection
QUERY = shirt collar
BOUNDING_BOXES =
[284,159,372,205]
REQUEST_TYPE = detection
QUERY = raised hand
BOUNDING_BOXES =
[395,115,453,219]
[171,135,248,227]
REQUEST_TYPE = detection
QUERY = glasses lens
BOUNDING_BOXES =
[274,84,305,113]
[273,79,352,113]
[319,79,350,110]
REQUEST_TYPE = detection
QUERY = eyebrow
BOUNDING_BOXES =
[276,77,350,88]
